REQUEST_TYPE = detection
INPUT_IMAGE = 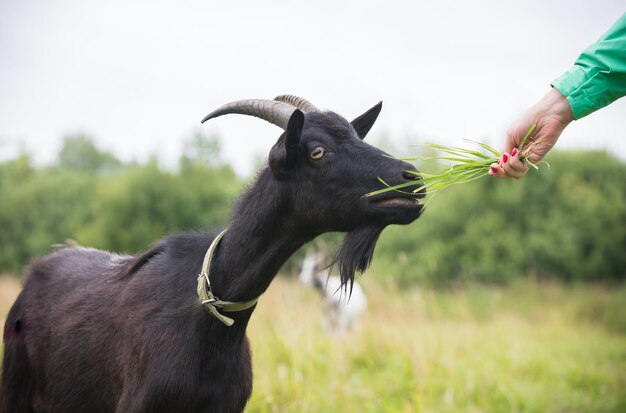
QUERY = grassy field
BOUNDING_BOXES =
[2,275,625,412]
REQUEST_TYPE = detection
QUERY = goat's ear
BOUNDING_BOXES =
[351,101,382,140]
[269,109,304,179]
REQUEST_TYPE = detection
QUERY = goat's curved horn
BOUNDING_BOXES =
[201,99,297,130]
[274,95,320,113]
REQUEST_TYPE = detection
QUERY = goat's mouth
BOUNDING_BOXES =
[370,196,423,210]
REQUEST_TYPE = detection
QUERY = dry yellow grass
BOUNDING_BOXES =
[246,277,626,413]
[1,275,625,412]
[0,276,21,334]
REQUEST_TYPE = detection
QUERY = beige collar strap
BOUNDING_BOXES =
[196,229,259,326]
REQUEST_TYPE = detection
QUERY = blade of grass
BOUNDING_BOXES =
[365,125,544,200]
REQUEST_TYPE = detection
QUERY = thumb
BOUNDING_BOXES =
[503,125,522,154]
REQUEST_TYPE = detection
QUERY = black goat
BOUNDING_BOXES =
[0,95,424,412]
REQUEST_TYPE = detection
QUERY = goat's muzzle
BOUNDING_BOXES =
[366,163,425,224]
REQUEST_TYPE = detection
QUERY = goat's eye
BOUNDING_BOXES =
[310,146,327,160]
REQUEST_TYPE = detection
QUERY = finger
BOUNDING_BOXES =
[503,126,521,154]
[503,140,516,155]
[501,150,527,179]
[506,148,528,174]
[489,162,506,178]
[499,152,517,178]
[503,165,526,179]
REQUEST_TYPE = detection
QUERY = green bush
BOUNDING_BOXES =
[371,150,626,285]
[0,135,241,271]
[1,137,624,286]
[0,157,94,271]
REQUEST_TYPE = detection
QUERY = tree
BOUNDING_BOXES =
[57,134,121,173]
[179,130,222,171]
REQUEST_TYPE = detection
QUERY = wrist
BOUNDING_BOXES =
[543,88,574,124]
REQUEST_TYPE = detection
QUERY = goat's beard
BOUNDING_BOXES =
[331,226,384,295]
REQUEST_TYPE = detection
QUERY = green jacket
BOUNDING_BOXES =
[551,13,626,119]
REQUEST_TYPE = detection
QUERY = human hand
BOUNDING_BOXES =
[489,88,574,179]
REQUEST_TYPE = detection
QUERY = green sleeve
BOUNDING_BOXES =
[551,13,626,120]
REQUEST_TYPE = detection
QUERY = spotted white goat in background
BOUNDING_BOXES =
[299,250,368,335]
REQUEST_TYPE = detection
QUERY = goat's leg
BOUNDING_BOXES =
[0,293,36,413]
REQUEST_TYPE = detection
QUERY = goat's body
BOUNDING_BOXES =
[1,98,424,412]
[2,236,253,413]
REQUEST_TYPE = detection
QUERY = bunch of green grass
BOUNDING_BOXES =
[366,124,544,200]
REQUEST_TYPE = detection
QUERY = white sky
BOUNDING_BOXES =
[1,1,625,176]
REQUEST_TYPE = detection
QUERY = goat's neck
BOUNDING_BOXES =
[209,169,314,303]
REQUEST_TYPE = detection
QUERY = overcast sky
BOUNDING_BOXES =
[1,1,625,176]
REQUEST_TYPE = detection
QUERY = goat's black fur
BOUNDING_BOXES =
[0,101,423,413]
[332,226,384,293]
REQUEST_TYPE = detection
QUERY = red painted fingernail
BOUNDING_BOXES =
[502,153,509,163]
[497,159,501,165]
[511,148,518,157]
[490,165,499,173]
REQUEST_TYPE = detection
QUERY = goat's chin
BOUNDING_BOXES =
[372,201,424,226]
[389,206,424,225]
[331,226,384,293]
